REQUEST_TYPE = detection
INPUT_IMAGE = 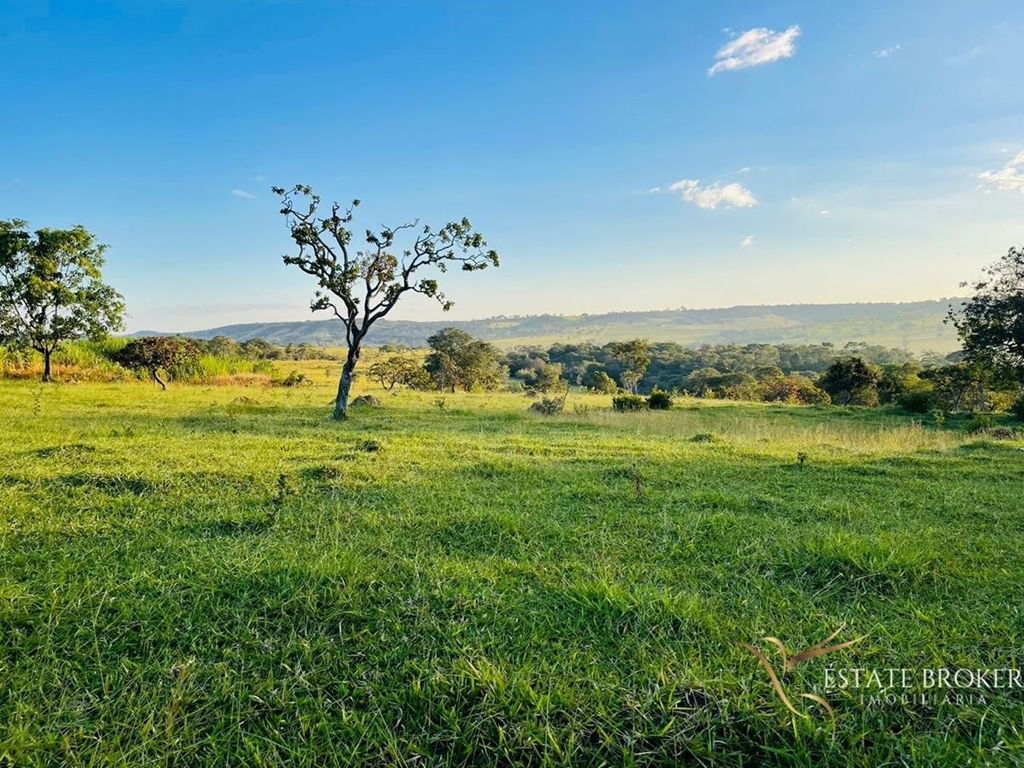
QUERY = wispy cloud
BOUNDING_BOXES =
[232,189,257,199]
[977,151,1024,192]
[945,46,983,66]
[737,166,752,174]
[740,235,755,247]
[708,25,802,76]
[648,186,661,194]
[669,179,758,210]
[255,175,266,182]
[873,44,901,59]
[820,210,831,216]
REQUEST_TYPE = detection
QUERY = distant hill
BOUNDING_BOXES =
[139,299,966,353]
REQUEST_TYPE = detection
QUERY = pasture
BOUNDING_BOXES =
[0,377,1022,766]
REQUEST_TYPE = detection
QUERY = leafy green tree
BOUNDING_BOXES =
[818,357,881,406]
[425,328,503,392]
[610,339,650,394]
[274,185,498,419]
[115,336,201,390]
[367,355,423,391]
[0,220,125,381]
[948,245,1024,384]
[534,362,565,393]
[920,362,999,413]
[240,338,277,359]
[588,370,618,394]
[207,335,240,358]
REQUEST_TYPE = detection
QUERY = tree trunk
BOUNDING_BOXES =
[152,369,167,391]
[333,346,360,420]
[42,350,52,382]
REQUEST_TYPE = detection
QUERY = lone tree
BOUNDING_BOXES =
[0,220,125,381]
[948,245,1024,385]
[115,336,201,390]
[274,185,499,418]
[610,339,651,394]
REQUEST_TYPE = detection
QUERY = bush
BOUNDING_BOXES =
[612,394,647,412]
[350,395,381,407]
[965,414,994,433]
[646,388,673,410]
[529,394,566,415]
[899,389,936,414]
[691,432,722,443]
[280,370,312,387]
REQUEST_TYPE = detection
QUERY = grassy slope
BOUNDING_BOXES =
[0,378,1022,766]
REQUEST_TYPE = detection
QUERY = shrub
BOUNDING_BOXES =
[350,395,381,407]
[529,394,566,415]
[899,389,936,414]
[691,432,722,443]
[280,370,312,387]
[646,388,673,410]
[965,414,994,433]
[612,394,647,412]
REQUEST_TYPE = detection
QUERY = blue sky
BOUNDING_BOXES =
[2,1,1023,332]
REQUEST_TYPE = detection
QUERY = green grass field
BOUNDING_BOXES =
[1,376,1023,766]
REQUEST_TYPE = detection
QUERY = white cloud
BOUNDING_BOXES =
[820,210,831,216]
[874,44,900,58]
[648,186,661,194]
[977,151,1024,192]
[255,175,266,182]
[232,189,257,199]
[740,235,755,247]
[708,25,802,76]
[737,166,752,173]
[669,179,758,210]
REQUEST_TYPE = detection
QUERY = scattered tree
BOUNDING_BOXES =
[367,354,423,391]
[534,362,565,393]
[588,370,618,394]
[425,328,503,392]
[114,336,201,390]
[610,339,650,394]
[0,220,125,381]
[818,357,881,406]
[207,335,241,358]
[948,245,1024,384]
[274,185,498,418]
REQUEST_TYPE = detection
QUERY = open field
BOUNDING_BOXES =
[1,378,1023,766]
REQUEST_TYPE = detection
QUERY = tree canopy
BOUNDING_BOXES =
[425,328,503,392]
[0,220,124,381]
[274,185,498,418]
[115,336,202,390]
[610,339,651,394]
[948,245,1024,384]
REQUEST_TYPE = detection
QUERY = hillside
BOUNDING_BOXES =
[142,299,965,353]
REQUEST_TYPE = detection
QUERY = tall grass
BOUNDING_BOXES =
[1,339,278,385]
